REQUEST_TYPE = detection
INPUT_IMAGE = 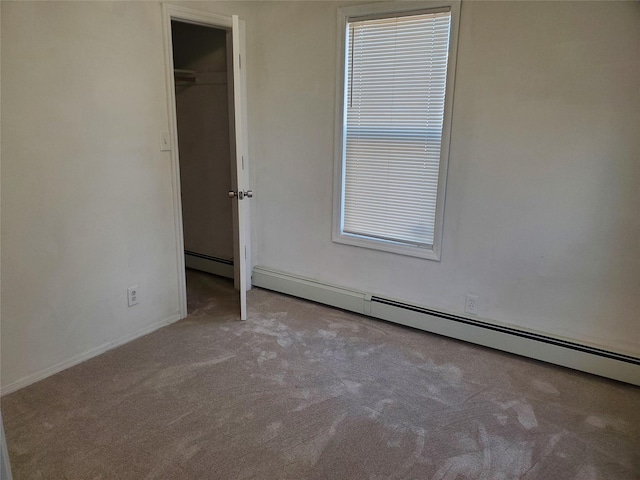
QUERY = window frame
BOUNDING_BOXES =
[332,0,461,261]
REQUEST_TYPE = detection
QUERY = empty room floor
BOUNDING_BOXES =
[3,269,639,479]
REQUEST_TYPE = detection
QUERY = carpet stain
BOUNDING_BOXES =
[317,329,337,339]
[514,404,538,430]
[586,415,608,429]
[531,379,560,395]
[193,353,236,367]
[499,400,538,430]
[257,350,277,367]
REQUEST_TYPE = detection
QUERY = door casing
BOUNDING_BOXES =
[161,4,252,320]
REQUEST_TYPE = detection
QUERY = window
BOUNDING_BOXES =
[333,2,460,260]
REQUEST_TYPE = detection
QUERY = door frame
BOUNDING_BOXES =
[161,4,251,319]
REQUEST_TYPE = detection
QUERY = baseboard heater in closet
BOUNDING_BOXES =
[185,251,234,279]
[251,266,640,386]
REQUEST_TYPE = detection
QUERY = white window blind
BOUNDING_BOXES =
[342,10,452,247]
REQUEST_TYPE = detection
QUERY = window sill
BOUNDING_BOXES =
[332,231,441,261]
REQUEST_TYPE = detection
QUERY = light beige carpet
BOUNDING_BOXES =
[3,269,639,479]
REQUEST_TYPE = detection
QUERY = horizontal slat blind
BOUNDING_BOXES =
[343,11,451,247]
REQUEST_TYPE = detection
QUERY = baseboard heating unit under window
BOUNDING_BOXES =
[251,266,639,386]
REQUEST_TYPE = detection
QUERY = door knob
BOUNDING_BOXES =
[229,190,253,199]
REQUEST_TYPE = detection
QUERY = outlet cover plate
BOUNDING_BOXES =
[128,286,139,307]
[465,294,479,315]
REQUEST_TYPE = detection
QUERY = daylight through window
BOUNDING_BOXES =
[336,7,455,258]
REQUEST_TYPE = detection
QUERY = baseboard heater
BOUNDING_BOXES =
[252,266,639,386]
[185,251,234,279]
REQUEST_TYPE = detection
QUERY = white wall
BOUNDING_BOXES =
[0,1,183,390]
[245,1,640,356]
[1,1,638,392]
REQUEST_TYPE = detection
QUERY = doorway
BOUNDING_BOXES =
[172,20,236,313]
[163,6,251,320]
[171,20,235,278]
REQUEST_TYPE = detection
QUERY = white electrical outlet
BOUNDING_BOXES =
[465,294,479,315]
[128,286,139,307]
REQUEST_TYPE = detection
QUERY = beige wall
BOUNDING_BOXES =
[1,1,639,391]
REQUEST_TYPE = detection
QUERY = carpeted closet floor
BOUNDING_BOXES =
[3,269,639,479]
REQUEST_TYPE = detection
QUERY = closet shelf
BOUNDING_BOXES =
[174,70,228,86]
[174,69,197,83]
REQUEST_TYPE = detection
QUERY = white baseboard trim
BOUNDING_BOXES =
[185,251,234,279]
[1,313,182,396]
[252,266,640,386]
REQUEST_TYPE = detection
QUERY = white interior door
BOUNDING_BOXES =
[231,15,251,320]
[162,5,251,321]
